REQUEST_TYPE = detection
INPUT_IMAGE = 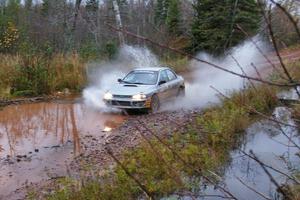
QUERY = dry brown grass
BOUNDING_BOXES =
[0,53,87,96]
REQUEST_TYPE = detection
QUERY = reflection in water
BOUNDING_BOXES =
[103,126,112,132]
[0,102,125,158]
[0,102,126,198]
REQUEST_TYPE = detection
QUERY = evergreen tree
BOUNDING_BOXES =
[24,0,32,10]
[166,0,180,35]
[86,0,99,13]
[6,0,20,22]
[41,0,50,16]
[154,0,169,26]
[191,0,260,55]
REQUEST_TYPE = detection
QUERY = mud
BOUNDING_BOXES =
[0,101,126,198]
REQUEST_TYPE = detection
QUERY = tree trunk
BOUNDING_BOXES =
[72,0,82,32]
[112,0,125,45]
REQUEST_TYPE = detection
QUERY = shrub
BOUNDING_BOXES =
[11,63,52,96]
[0,53,87,97]
[104,41,117,60]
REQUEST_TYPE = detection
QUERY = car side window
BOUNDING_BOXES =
[166,70,177,81]
[159,70,169,83]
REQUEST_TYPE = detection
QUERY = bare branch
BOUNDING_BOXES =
[269,0,300,39]
[137,120,239,200]
[241,150,300,185]
[235,176,272,200]
[105,23,300,88]
[228,53,257,90]
[134,125,183,185]
[257,0,300,97]
[236,24,288,81]
[105,146,154,199]
[249,150,292,199]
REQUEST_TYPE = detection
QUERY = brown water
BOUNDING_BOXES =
[0,101,126,198]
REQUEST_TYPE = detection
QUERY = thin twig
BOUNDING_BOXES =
[249,150,292,199]
[134,125,183,185]
[105,146,154,199]
[210,85,298,128]
[257,0,300,97]
[269,0,300,39]
[228,53,257,90]
[137,120,239,200]
[235,176,272,200]
[236,24,287,80]
[241,150,300,185]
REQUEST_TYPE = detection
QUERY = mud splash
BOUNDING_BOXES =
[0,101,126,197]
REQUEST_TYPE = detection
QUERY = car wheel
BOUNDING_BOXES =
[177,87,185,97]
[149,94,160,113]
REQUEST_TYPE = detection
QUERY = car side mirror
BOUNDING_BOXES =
[117,78,122,83]
[159,80,166,85]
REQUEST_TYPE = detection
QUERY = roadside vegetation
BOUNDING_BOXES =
[0,53,86,97]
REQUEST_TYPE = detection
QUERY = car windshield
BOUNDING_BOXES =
[122,71,158,85]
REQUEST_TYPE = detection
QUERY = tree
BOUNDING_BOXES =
[166,0,180,35]
[41,0,50,16]
[86,0,98,13]
[112,0,125,44]
[154,0,169,26]
[6,0,20,23]
[24,0,32,10]
[191,0,260,55]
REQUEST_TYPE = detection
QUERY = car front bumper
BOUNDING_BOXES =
[104,98,151,109]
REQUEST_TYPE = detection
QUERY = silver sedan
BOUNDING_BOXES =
[103,67,185,113]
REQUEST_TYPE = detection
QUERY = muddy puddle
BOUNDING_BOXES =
[0,101,126,198]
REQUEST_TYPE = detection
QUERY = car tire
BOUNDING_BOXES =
[149,94,160,113]
[177,87,185,97]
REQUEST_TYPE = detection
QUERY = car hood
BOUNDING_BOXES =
[108,83,156,96]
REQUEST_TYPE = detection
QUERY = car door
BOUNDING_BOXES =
[166,69,180,98]
[157,70,170,102]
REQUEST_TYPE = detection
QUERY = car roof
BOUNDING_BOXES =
[133,67,169,72]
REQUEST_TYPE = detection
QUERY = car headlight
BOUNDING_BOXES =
[103,92,113,100]
[132,93,146,100]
